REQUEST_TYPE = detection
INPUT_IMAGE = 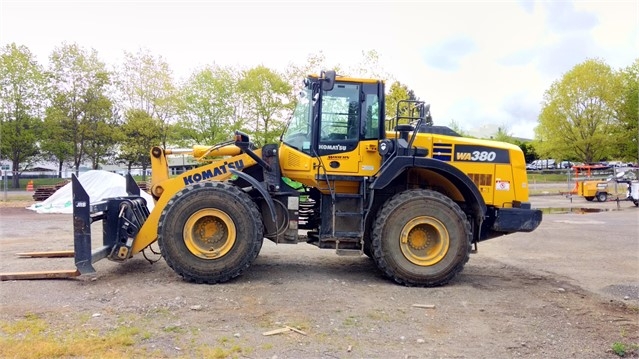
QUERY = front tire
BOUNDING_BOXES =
[158,182,263,284]
[371,189,471,287]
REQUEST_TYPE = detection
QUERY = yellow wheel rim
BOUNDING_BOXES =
[399,216,449,266]
[183,209,236,259]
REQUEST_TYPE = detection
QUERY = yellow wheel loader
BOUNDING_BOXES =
[3,71,542,286]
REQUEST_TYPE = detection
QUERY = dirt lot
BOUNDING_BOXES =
[0,194,638,358]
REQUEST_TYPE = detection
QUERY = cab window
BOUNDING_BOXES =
[364,93,379,139]
[320,83,360,141]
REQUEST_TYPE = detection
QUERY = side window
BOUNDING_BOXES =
[364,94,379,139]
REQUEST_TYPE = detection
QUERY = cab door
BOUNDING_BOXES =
[316,82,382,177]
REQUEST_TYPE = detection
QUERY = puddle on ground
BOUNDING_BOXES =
[539,207,622,214]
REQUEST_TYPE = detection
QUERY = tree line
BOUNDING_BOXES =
[0,43,422,188]
[1,42,637,189]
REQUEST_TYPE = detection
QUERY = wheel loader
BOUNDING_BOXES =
[2,71,542,286]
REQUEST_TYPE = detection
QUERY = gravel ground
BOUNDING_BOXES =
[0,194,637,358]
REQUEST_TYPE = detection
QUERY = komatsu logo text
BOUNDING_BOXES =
[319,144,347,151]
[182,160,244,185]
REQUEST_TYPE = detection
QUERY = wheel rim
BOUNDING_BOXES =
[183,209,236,259]
[399,216,450,266]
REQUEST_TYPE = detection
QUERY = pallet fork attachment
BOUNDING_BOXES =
[0,173,150,281]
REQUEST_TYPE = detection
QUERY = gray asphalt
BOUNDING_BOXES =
[481,194,639,302]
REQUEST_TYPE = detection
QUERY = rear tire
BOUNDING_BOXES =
[371,189,471,286]
[158,182,263,284]
[596,192,608,202]
[585,196,594,202]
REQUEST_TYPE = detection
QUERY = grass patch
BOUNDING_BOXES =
[196,338,251,359]
[342,315,359,327]
[527,172,569,182]
[0,313,147,359]
[197,345,244,359]
[366,309,391,322]
[162,325,186,334]
[612,334,639,357]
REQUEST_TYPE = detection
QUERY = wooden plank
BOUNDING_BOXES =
[0,269,80,281]
[262,328,291,336]
[16,251,75,258]
[286,326,307,335]
[411,304,436,309]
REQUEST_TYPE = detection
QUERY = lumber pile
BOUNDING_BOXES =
[137,181,149,193]
[32,180,70,201]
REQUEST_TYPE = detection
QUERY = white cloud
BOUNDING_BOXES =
[1,0,636,139]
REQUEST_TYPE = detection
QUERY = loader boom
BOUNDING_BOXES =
[132,140,262,255]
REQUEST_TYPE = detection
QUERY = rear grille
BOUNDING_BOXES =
[467,173,492,187]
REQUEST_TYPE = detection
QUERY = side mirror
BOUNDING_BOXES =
[320,70,336,91]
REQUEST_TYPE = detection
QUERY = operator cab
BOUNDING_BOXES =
[281,72,385,158]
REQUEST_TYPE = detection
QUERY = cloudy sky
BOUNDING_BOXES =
[1,0,637,139]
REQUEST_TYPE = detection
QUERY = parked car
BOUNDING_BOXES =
[529,159,556,170]
[559,161,573,169]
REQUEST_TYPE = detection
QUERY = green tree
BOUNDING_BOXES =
[116,48,180,148]
[0,43,45,188]
[535,59,620,163]
[40,108,74,178]
[82,72,118,170]
[118,109,163,180]
[612,59,639,162]
[47,42,115,174]
[284,51,340,94]
[350,49,392,81]
[385,82,426,128]
[174,65,239,146]
[516,141,538,164]
[492,126,514,143]
[237,66,293,146]
[447,119,469,137]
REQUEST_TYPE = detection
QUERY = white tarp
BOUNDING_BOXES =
[27,170,155,214]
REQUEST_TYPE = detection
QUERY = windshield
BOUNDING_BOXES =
[282,87,313,154]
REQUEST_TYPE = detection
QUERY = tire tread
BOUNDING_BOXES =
[158,182,263,284]
[371,189,471,287]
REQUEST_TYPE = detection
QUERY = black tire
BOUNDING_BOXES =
[158,182,263,284]
[361,215,374,258]
[585,196,595,202]
[371,189,471,287]
[361,208,377,259]
[362,241,373,258]
[596,192,608,202]
[362,230,373,258]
